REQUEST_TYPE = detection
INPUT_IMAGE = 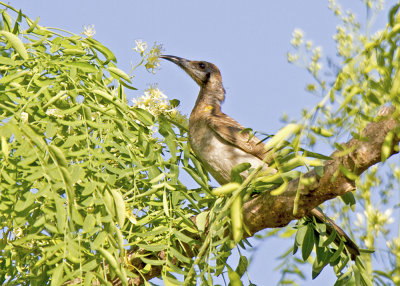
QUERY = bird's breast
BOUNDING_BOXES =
[189,121,267,185]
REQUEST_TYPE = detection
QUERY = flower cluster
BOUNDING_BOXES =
[290,29,304,48]
[82,25,96,38]
[355,206,394,247]
[387,237,400,261]
[307,47,322,77]
[132,85,187,126]
[328,0,342,16]
[287,29,323,78]
[133,40,162,74]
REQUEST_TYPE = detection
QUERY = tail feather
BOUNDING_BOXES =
[310,208,360,261]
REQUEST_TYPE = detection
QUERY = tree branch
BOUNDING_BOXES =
[244,107,399,233]
[128,107,399,285]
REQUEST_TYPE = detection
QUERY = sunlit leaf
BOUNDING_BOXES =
[0,30,29,60]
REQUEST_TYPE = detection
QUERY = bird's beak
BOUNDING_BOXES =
[160,55,205,86]
[160,55,190,69]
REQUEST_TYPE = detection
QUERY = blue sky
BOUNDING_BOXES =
[14,0,397,285]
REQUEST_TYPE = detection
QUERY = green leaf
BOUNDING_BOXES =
[163,189,170,217]
[231,163,251,183]
[60,61,97,73]
[336,86,362,113]
[132,108,155,126]
[295,225,307,246]
[48,145,68,167]
[322,229,337,247]
[196,211,209,232]
[43,90,68,109]
[169,247,192,264]
[51,263,64,286]
[137,243,167,252]
[86,37,117,63]
[140,257,165,266]
[82,260,98,272]
[108,66,131,82]
[389,4,400,27]
[0,69,30,84]
[93,231,107,249]
[103,189,115,218]
[63,48,87,56]
[14,191,35,212]
[227,265,243,286]
[97,247,127,286]
[311,126,333,137]
[183,166,209,189]
[0,31,29,60]
[339,165,358,181]
[110,189,126,226]
[340,192,356,211]
[231,195,243,244]
[163,274,183,286]
[235,255,248,278]
[54,195,67,233]
[83,214,96,233]
[381,130,394,162]
[314,166,324,178]
[334,267,353,286]
[69,204,83,224]
[264,123,302,150]
[212,182,240,196]
[25,16,40,33]
[2,11,12,31]
[0,55,16,65]
[172,229,196,244]
[301,225,314,261]
[330,240,345,263]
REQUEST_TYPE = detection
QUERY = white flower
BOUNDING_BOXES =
[287,52,299,63]
[145,43,162,74]
[83,25,96,37]
[46,109,64,118]
[132,85,187,126]
[133,40,148,56]
[354,212,364,228]
[382,209,394,224]
[20,112,28,123]
[364,206,394,234]
[308,61,322,76]
[13,228,23,238]
[132,85,169,116]
[312,47,322,61]
[290,29,304,47]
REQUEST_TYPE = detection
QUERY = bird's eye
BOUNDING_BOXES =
[199,62,206,69]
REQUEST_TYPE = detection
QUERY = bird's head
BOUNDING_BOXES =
[161,55,224,90]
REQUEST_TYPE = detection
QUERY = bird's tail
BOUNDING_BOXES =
[310,208,360,261]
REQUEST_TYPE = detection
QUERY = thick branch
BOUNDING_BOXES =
[243,108,399,234]
[128,108,399,285]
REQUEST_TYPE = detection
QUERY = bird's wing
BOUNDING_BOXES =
[207,112,268,161]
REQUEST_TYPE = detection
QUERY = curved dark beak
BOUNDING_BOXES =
[160,55,203,86]
[160,55,190,68]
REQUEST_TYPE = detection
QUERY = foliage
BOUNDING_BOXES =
[0,1,399,286]
[0,3,210,285]
[275,0,400,285]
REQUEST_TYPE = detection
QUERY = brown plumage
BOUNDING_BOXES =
[161,55,360,260]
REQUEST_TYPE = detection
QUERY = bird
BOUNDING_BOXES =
[160,54,360,260]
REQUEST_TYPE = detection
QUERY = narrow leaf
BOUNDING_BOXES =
[231,195,243,244]
[110,189,126,226]
[0,31,28,60]
[302,226,314,260]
